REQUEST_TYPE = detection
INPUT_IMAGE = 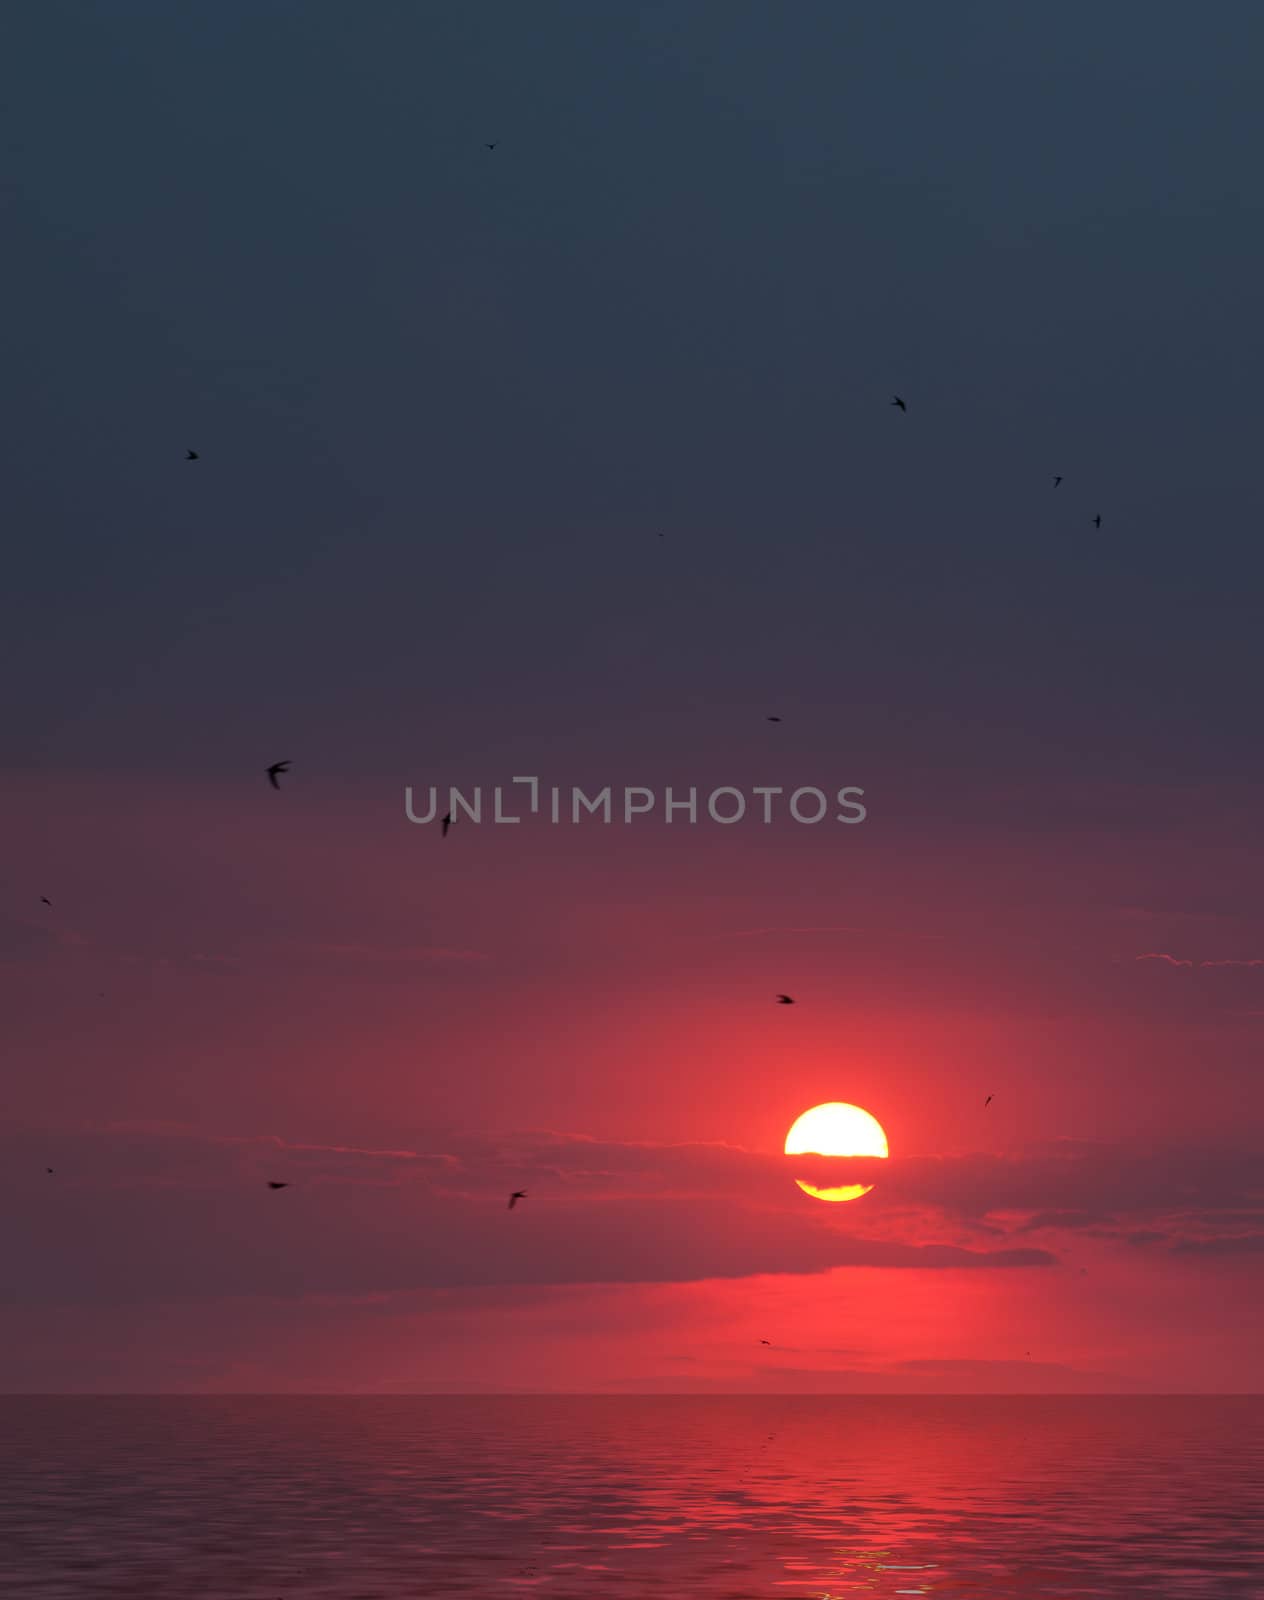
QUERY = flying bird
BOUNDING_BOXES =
[1052,475,1062,487]
[984,1094,993,1108]
[1092,514,1102,528]
[484,143,498,151]
[759,1339,772,1346]
[508,1190,527,1209]
[441,811,453,837]
[40,896,51,907]
[767,716,782,722]
[267,1182,289,1190]
[186,449,198,460]
[46,1168,53,1175]
[890,395,907,412]
[775,994,795,1005]
[266,761,290,790]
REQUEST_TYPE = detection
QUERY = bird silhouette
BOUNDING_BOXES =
[266,761,290,790]
[891,395,907,412]
[1092,514,1102,528]
[776,994,795,1005]
[186,449,198,460]
[984,1094,993,1108]
[441,811,453,837]
[508,1190,527,1209]
[759,1339,772,1346]
[46,1167,53,1175]
[484,143,497,151]
[767,715,782,722]
[1053,475,1062,487]
[40,896,51,907]
[267,1181,289,1190]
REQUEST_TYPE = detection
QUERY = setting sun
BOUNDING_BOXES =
[785,1102,889,1202]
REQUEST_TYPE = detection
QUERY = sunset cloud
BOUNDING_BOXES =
[18,1124,1262,1219]
[6,1124,1259,1312]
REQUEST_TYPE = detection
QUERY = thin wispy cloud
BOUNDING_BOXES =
[315,943,490,965]
[1136,953,1264,970]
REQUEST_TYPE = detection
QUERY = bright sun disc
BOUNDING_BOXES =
[785,1102,888,1202]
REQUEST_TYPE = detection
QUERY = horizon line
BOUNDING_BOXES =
[3,1390,1260,1399]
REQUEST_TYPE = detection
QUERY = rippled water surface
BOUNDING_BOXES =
[1,1396,1260,1597]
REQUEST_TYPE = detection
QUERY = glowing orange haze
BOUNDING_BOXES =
[2,773,1262,1393]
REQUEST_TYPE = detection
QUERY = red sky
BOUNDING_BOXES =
[6,0,1264,1402]
[3,770,1261,1393]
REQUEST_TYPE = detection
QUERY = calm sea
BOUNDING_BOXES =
[1,1396,1260,1598]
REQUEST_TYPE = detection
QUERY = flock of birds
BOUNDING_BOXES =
[889,396,1101,523]
[35,747,466,1187]
[40,366,1033,1205]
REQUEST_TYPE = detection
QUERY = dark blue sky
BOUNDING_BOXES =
[4,0,1263,789]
